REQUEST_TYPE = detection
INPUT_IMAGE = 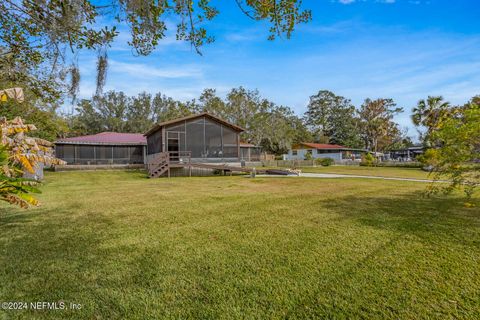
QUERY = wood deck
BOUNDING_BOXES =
[147,152,269,178]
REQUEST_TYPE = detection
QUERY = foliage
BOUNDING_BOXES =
[361,153,376,167]
[0,88,65,208]
[0,0,311,103]
[0,116,65,208]
[421,103,480,200]
[411,96,451,147]
[72,87,308,155]
[0,145,41,208]
[358,98,403,152]
[304,90,362,148]
[70,91,194,135]
[0,82,69,141]
[316,157,334,166]
[304,151,313,161]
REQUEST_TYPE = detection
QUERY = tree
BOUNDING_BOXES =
[304,90,362,148]
[421,102,480,201]
[70,90,196,135]
[412,96,451,147]
[71,99,105,135]
[1,1,311,103]
[304,90,339,141]
[358,98,403,153]
[152,93,195,123]
[198,87,308,155]
[326,104,362,148]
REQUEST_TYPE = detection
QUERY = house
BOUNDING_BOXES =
[145,113,264,177]
[54,113,263,176]
[284,143,368,162]
[145,112,245,161]
[385,145,425,161]
[55,132,147,166]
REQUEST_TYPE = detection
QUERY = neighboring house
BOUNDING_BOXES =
[145,112,245,162]
[284,142,367,162]
[385,145,425,161]
[55,132,147,165]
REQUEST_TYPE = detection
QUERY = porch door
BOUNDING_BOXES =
[167,132,180,162]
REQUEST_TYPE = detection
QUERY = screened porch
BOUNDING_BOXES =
[146,115,241,162]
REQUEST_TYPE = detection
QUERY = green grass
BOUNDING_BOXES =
[300,165,432,179]
[0,170,479,319]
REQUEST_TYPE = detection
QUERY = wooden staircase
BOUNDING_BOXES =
[147,152,170,178]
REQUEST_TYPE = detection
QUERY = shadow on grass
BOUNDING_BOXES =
[285,191,480,318]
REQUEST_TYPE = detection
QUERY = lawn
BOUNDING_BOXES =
[0,170,479,319]
[300,165,431,179]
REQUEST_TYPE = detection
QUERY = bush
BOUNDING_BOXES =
[361,153,376,167]
[304,152,313,161]
[316,157,334,166]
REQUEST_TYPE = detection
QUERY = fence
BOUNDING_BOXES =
[260,159,362,167]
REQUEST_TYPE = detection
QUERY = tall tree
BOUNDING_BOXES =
[152,93,195,123]
[358,98,403,153]
[304,90,361,148]
[95,91,129,132]
[126,92,155,133]
[412,96,451,147]
[304,90,339,141]
[199,87,308,154]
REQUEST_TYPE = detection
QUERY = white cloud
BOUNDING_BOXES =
[108,60,203,79]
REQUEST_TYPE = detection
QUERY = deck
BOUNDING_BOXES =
[146,151,269,178]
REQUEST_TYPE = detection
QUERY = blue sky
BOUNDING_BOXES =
[77,0,480,137]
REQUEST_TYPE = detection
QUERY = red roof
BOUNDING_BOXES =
[297,142,346,150]
[56,132,146,145]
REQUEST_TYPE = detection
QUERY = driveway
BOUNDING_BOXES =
[254,172,439,183]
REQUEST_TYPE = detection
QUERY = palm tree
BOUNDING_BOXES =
[411,96,451,146]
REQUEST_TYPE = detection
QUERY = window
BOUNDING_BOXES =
[113,146,129,164]
[96,146,113,164]
[292,150,298,156]
[77,145,95,164]
[55,145,75,164]
[129,146,144,164]
[222,125,238,158]
[147,130,162,155]
[205,119,222,158]
[186,118,205,158]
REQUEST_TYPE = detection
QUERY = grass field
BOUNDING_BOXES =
[300,165,431,179]
[0,170,479,319]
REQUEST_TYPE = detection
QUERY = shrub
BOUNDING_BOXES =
[316,157,334,166]
[304,152,313,160]
[361,153,376,167]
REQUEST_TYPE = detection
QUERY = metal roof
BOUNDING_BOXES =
[144,112,245,136]
[55,132,147,145]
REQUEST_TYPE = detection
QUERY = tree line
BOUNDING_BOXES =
[4,85,476,156]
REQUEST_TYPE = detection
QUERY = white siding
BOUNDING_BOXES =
[283,148,343,161]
